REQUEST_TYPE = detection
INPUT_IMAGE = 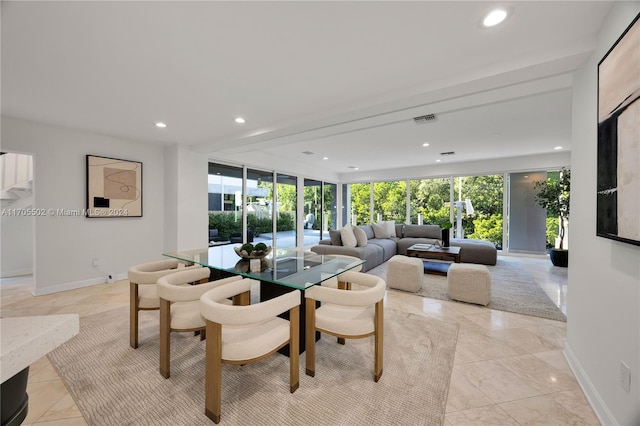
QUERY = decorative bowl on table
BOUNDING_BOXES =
[234,243,272,260]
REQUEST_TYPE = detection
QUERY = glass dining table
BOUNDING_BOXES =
[163,244,365,354]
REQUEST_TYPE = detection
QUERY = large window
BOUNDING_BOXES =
[409,178,451,225]
[275,174,297,249]
[246,168,274,246]
[349,182,370,225]
[323,182,337,239]
[207,163,243,240]
[373,181,406,223]
[209,162,529,252]
[454,174,504,248]
[303,179,322,244]
[345,174,504,248]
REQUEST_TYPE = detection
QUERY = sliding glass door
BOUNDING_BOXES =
[275,173,297,249]
[246,168,273,247]
[207,163,243,241]
[322,182,337,240]
[454,174,504,248]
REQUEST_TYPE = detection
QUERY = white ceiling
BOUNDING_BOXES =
[1,1,613,177]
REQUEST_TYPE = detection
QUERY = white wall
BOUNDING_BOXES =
[0,208,34,277]
[164,144,208,252]
[565,3,640,425]
[1,116,166,295]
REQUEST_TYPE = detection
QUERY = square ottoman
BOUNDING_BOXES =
[387,255,424,292]
[447,263,491,305]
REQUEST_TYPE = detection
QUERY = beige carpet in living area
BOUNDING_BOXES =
[48,305,459,426]
[367,256,566,322]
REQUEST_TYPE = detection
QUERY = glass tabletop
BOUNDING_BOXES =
[163,245,366,290]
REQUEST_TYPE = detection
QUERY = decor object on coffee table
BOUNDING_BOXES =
[447,263,491,306]
[440,221,453,247]
[533,168,570,267]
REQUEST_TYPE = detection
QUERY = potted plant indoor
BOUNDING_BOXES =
[534,168,571,267]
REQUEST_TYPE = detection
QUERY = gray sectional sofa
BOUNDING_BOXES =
[310,224,497,272]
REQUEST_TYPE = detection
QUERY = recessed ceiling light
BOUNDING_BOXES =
[422,143,430,147]
[155,122,167,128]
[323,157,329,160]
[436,159,441,163]
[554,146,563,150]
[234,117,246,124]
[481,8,508,28]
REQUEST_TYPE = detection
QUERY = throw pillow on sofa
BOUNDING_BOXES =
[372,222,392,239]
[352,225,368,247]
[384,220,397,237]
[329,229,343,246]
[340,225,358,248]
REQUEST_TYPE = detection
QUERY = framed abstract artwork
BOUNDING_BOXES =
[596,13,640,246]
[86,155,143,218]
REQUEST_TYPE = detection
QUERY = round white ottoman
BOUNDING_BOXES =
[447,263,491,306]
[387,255,424,292]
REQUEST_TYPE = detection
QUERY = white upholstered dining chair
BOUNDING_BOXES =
[305,270,386,382]
[199,279,301,424]
[128,259,201,349]
[156,268,244,379]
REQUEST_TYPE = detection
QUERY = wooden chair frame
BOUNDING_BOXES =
[204,305,299,424]
[305,279,384,382]
[159,283,248,379]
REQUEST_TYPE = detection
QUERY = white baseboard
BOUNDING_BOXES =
[564,342,617,425]
[1,268,33,278]
[32,272,128,296]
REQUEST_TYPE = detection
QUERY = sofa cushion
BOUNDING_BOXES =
[368,238,398,262]
[372,222,392,239]
[340,225,357,247]
[404,224,442,239]
[329,229,343,246]
[310,244,383,272]
[358,225,375,240]
[451,239,497,265]
[352,226,368,247]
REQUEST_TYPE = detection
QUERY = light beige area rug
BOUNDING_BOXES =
[367,256,566,322]
[48,305,459,425]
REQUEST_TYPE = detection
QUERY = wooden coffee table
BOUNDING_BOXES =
[406,244,461,275]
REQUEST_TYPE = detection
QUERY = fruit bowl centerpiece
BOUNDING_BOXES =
[234,242,272,260]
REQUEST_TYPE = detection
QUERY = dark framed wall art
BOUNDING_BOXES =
[86,155,143,218]
[596,13,640,246]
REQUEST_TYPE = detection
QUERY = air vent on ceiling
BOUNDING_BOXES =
[440,151,455,156]
[413,114,437,124]
[302,151,315,155]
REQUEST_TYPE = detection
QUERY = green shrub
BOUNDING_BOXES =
[468,214,502,248]
[209,211,296,238]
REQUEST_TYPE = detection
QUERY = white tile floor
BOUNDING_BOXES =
[1,255,599,425]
